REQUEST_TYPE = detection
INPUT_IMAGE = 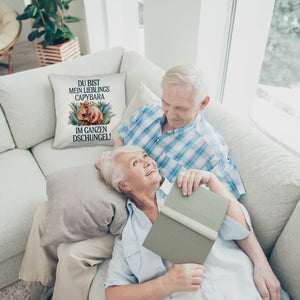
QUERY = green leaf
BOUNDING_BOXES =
[65,31,75,40]
[64,16,82,23]
[45,21,57,33]
[16,12,29,21]
[28,30,39,41]
[42,40,50,48]
[32,17,43,28]
[37,30,46,38]
[28,5,38,18]
[53,0,64,10]
[49,11,61,23]
[45,0,58,14]
[38,0,47,9]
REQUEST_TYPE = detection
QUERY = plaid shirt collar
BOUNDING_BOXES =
[159,112,202,136]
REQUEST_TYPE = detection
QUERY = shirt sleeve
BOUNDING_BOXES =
[104,238,138,288]
[208,154,245,200]
[218,203,253,241]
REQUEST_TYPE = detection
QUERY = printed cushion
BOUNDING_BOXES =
[41,164,128,246]
[49,73,126,149]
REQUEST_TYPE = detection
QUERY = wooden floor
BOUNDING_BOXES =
[0,41,40,76]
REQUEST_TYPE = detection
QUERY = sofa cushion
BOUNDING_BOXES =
[0,47,125,150]
[269,200,300,300]
[112,81,160,140]
[49,73,126,149]
[202,101,300,255]
[31,139,112,176]
[0,149,47,262]
[0,105,14,154]
[41,164,127,246]
[120,51,164,105]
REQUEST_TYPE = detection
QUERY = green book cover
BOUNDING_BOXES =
[143,184,230,264]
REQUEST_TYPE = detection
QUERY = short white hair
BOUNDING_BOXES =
[161,64,209,105]
[100,145,144,193]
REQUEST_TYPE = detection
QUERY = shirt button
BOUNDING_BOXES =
[157,138,160,142]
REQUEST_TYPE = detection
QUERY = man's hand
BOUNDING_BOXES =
[254,263,281,300]
[161,264,205,294]
[95,151,112,170]
[176,169,213,196]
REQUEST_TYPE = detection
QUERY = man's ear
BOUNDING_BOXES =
[118,182,131,193]
[199,96,210,111]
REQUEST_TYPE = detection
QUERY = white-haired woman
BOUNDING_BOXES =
[100,145,288,300]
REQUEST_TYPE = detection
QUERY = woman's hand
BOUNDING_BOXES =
[176,169,214,196]
[160,264,205,294]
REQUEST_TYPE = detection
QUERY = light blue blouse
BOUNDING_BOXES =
[104,180,289,300]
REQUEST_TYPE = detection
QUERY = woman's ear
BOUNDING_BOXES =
[118,182,131,193]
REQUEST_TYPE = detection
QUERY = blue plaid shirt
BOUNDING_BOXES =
[118,101,245,199]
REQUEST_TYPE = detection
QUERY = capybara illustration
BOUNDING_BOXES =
[77,101,104,125]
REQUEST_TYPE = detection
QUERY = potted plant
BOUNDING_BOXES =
[17,0,82,66]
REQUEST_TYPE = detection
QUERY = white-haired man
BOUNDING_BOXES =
[96,65,281,299]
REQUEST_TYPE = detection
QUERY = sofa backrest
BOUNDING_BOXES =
[120,51,164,105]
[0,47,125,149]
[0,104,15,153]
[202,101,300,256]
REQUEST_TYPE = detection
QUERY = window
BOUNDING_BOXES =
[250,0,300,156]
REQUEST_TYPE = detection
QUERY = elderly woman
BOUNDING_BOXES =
[100,145,287,300]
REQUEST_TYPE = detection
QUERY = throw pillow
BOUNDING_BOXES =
[49,73,126,149]
[111,81,161,140]
[41,164,128,246]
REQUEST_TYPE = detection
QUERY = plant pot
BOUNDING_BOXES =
[34,37,80,67]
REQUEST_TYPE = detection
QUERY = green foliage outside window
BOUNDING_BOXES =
[259,0,300,87]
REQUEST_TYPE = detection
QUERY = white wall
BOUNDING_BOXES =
[143,0,202,71]
[106,0,140,51]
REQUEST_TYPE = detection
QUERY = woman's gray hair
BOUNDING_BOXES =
[161,64,209,105]
[100,145,144,193]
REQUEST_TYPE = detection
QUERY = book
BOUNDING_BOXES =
[142,184,230,264]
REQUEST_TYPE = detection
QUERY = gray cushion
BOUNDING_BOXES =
[203,101,300,256]
[0,47,125,149]
[41,164,128,246]
[0,105,14,154]
[0,149,47,262]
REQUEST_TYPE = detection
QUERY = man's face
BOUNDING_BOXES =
[117,150,162,193]
[161,83,201,129]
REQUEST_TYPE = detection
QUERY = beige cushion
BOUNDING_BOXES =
[0,2,20,50]
[0,104,14,153]
[0,47,125,149]
[269,201,300,300]
[120,51,164,105]
[41,164,128,246]
[112,81,160,140]
[49,73,126,149]
[202,101,300,256]
[31,139,112,176]
[0,149,47,262]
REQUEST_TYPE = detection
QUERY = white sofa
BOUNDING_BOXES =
[0,47,299,300]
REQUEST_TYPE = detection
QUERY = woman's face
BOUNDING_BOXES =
[116,150,162,193]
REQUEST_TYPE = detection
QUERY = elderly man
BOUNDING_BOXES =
[20,65,280,300]
[100,145,287,300]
